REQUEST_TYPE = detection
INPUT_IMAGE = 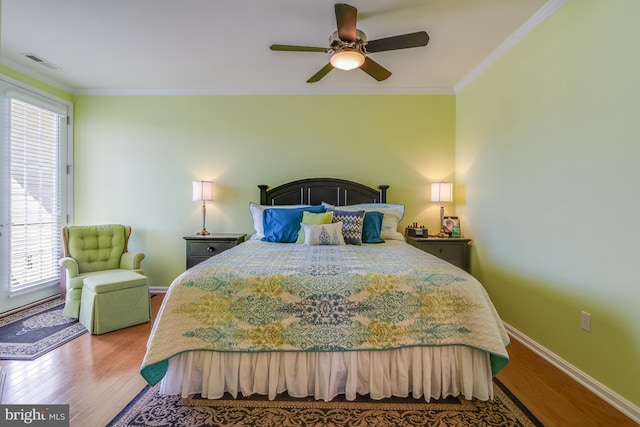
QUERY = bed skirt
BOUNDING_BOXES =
[160,345,495,402]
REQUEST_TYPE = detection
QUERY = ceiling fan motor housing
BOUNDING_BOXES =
[330,29,367,52]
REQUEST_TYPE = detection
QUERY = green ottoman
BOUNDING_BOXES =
[80,270,150,334]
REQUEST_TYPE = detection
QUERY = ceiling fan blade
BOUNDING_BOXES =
[335,3,357,42]
[307,63,334,83]
[365,31,429,53]
[270,44,328,53]
[360,57,392,81]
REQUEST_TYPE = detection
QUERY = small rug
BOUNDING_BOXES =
[0,299,87,360]
[107,379,542,427]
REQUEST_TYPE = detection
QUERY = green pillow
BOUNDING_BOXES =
[295,211,334,244]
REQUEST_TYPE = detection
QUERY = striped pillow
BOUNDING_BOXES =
[331,210,365,245]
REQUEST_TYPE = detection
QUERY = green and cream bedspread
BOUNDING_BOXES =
[141,240,509,386]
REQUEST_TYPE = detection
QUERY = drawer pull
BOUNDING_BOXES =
[207,246,215,253]
[439,248,445,254]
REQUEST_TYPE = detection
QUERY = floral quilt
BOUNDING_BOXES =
[141,240,510,386]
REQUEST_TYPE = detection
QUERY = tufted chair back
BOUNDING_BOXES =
[62,224,130,273]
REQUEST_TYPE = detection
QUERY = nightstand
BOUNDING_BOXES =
[183,233,246,269]
[406,236,472,273]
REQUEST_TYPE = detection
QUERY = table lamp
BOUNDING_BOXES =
[192,181,214,235]
[431,182,453,237]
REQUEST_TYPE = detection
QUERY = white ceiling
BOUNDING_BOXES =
[1,0,563,95]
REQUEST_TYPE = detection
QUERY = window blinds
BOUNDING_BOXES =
[9,98,62,290]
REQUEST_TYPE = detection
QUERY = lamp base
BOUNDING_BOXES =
[436,205,448,237]
[436,229,449,238]
[197,229,210,236]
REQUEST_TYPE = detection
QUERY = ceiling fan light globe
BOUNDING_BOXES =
[330,50,365,70]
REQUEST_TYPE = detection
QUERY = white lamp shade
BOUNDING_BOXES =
[192,181,214,201]
[330,50,365,70]
[431,182,453,203]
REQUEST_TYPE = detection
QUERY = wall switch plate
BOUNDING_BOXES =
[581,311,591,332]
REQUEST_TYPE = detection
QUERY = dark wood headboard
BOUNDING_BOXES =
[259,178,388,206]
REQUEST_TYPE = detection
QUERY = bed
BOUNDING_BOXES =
[140,178,510,402]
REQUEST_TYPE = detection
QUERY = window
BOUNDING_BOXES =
[0,76,72,307]
[9,98,63,290]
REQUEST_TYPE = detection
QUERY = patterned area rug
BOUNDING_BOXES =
[107,379,542,427]
[0,299,87,360]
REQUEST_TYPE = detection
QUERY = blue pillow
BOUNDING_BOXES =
[362,211,385,243]
[262,206,325,243]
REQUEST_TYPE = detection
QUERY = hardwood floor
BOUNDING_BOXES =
[497,339,637,426]
[0,294,637,427]
[0,296,163,427]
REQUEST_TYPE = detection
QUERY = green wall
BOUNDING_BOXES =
[456,0,639,407]
[73,94,456,290]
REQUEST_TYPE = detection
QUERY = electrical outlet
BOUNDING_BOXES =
[581,311,591,332]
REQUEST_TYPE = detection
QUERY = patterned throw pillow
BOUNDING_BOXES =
[331,210,365,245]
[302,222,345,245]
[295,211,334,244]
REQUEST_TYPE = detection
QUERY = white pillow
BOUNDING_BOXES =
[322,202,405,241]
[249,202,311,240]
[302,222,346,245]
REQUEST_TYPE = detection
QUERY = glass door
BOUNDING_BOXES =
[0,78,72,313]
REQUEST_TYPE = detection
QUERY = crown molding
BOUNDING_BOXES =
[0,58,75,94]
[454,0,567,93]
[72,86,455,96]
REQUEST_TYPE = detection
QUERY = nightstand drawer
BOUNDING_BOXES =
[188,241,235,257]
[184,233,247,270]
[405,237,472,273]
[413,242,464,258]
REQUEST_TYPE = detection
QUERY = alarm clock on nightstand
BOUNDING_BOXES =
[406,224,428,237]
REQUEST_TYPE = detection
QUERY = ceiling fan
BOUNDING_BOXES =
[269,3,429,83]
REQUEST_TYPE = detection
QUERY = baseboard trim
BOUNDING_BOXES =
[149,286,168,295]
[504,323,640,424]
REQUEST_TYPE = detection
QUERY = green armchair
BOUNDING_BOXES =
[59,224,150,334]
